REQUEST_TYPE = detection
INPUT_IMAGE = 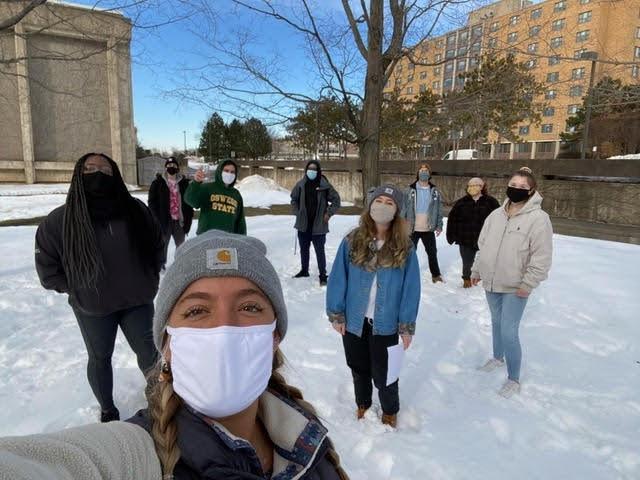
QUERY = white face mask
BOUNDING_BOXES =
[370,201,396,224]
[167,321,275,418]
[221,171,236,185]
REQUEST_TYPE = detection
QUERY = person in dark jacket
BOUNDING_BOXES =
[35,153,164,423]
[130,230,349,479]
[290,160,341,286]
[446,177,500,288]
[148,157,194,267]
[185,159,246,235]
[402,164,445,283]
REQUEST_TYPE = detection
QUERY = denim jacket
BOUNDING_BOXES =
[326,235,421,337]
[402,181,444,233]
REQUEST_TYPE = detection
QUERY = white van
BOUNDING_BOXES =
[442,149,479,160]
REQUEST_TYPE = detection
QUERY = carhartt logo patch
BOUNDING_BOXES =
[206,248,238,270]
[385,187,394,195]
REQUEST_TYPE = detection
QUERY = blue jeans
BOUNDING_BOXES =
[485,292,529,382]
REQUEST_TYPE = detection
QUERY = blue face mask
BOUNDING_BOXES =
[419,172,430,182]
[306,170,318,181]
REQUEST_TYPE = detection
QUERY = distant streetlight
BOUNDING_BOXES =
[580,51,598,160]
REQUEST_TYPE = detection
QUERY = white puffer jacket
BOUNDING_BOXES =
[471,192,553,293]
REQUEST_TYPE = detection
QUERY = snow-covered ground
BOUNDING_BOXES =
[236,175,292,208]
[608,154,640,160]
[0,216,639,479]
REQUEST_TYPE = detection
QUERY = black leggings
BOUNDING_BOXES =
[73,304,157,411]
[411,231,441,277]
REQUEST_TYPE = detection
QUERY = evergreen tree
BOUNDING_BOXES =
[199,113,229,161]
[243,118,272,159]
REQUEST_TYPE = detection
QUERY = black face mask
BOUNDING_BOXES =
[506,186,531,203]
[83,171,116,197]
[166,167,178,175]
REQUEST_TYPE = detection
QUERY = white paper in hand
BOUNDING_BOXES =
[386,343,405,386]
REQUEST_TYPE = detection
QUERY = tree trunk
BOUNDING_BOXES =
[358,0,384,204]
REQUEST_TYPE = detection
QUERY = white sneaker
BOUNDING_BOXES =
[477,358,505,372]
[498,380,521,398]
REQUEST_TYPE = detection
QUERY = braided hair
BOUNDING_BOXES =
[63,153,158,289]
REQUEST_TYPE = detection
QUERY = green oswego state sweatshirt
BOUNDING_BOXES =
[185,160,247,235]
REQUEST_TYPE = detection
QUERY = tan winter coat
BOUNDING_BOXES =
[471,191,553,293]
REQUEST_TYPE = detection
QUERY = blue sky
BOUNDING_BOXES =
[75,0,475,151]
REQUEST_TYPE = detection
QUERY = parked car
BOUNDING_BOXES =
[442,149,479,160]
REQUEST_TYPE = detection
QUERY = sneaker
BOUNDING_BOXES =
[100,407,120,423]
[293,270,310,278]
[381,414,397,428]
[498,379,521,398]
[356,406,369,420]
[463,279,472,288]
[319,275,328,286]
[477,358,505,372]
[432,276,444,284]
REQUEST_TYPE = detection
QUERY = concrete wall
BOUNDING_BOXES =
[0,2,136,184]
[238,159,640,227]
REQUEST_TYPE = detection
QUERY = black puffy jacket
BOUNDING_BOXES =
[148,174,194,234]
[446,194,500,249]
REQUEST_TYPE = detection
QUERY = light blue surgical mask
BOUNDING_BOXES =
[419,171,430,182]
[306,170,318,181]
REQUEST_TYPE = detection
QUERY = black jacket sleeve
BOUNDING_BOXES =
[148,178,161,220]
[446,201,459,245]
[34,209,68,294]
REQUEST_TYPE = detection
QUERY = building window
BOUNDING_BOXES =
[554,1,566,12]
[443,78,453,90]
[407,75,414,82]
[457,59,466,71]
[635,46,640,58]
[530,25,541,37]
[550,37,563,49]
[580,0,590,4]
[633,65,639,78]
[576,30,590,42]
[406,86,413,94]
[531,8,542,20]
[419,84,427,93]
[436,40,444,49]
[432,81,440,90]
[446,49,455,59]
[435,53,442,62]
[528,42,538,53]
[552,19,566,31]
[549,55,561,66]
[408,63,415,70]
[509,15,520,26]
[498,143,511,154]
[490,21,499,32]
[547,71,560,82]
[568,104,580,114]
[472,25,483,37]
[447,34,456,46]
[515,142,532,153]
[459,30,469,43]
[507,32,518,43]
[538,141,555,153]
[574,48,587,59]
[572,67,586,79]
[578,11,592,23]
[541,124,554,133]
[488,37,497,48]
[471,41,481,53]
[395,77,401,86]
[546,89,557,100]
[636,27,640,39]
[519,126,530,135]
[434,66,441,75]
[570,85,584,97]
[420,71,427,79]
[469,57,479,69]
[457,46,468,56]
[525,59,537,69]
[445,61,454,73]
[543,107,555,117]
[455,77,465,89]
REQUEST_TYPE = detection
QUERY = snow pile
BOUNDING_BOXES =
[607,154,640,160]
[0,184,70,196]
[0,216,639,478]
[236,175,291,208]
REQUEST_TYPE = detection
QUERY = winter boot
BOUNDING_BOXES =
[463,279,472,288]
[432,275,444,284]
[381,414,397,428]
[100,407,120,423]
[477,358,505,372]
[293,270,310,278]
[498,379,521,398]
[356,406,369,420]
[319,274,328,286]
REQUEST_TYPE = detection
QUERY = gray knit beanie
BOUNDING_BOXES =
[153,230,288,351]
[367,184,405,211]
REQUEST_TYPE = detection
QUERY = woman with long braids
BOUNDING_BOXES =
[6,230,348,480]
[35,153,164,422]
[472,167,553,398]
[327,185,420,428]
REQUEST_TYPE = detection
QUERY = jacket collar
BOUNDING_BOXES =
[409,180,435,190]
[160,172,184,184]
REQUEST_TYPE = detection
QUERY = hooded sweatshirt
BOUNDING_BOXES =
[184,160,246,235]
[471,191,553,293]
